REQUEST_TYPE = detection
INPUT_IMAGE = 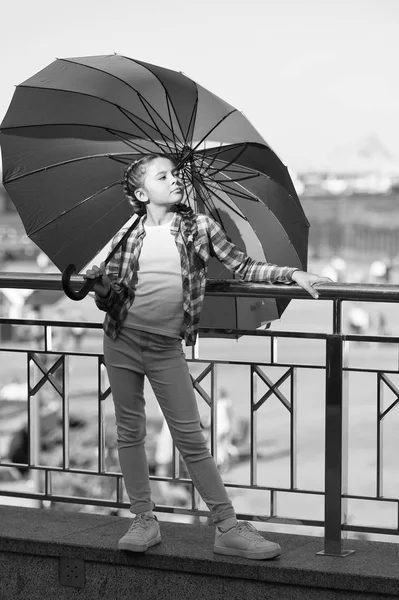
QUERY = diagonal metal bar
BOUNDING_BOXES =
[29,353,64,397]
[99,356,112,402]
[252,365,292,411]
[379,373,399,420]
[191,364,212,407]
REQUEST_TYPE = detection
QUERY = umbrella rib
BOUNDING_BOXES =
[192,170,248,220]
[216,181,261,202]
[196,173,304,276]
[199,144,279,176]
[28,180,122,237]
[58,57,184,144]
[107,126,172,157]
[197,143,269,176]
[200,144,308,220]
[105,136,171,157]
[212,173,261,183]
[198,142,225,174]
[200,141,272,171]
[116,105,176,146]
[195,174,242,229]
[202,143,249,175]
[164,95,184,149]
[200,163,260,203]
[2,147,160,184]
[191,171,219,219]
[189,109,238,154]
[2,135,173,184]
[200,158,262,202]
[119,54,189,146]
[11,84,171,140]
[183,93,198,146]
[200,168,306,269]
[202,156,261,178]
[135,93,183,151]
[215,162,310,225]
[198,142,245,158]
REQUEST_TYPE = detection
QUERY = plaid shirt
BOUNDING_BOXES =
[95,211,298,346]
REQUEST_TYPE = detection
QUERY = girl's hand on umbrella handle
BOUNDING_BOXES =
[291,270,333,299]
[84,262,111,297]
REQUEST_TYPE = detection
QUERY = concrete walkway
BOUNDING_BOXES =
[1,504,399,599]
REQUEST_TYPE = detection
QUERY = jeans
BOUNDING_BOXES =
[103,327,236,525]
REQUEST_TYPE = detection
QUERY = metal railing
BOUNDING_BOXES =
[0,272,398,557]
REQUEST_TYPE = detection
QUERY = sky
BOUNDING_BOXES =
[0,0,398,172]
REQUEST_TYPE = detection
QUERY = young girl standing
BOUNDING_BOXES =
[85,154,329,560]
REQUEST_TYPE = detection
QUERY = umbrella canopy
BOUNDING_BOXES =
[0,54,309,330]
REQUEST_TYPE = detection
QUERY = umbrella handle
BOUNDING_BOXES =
[62,264,96,301]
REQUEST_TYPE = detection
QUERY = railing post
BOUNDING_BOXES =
[317,334,354,557]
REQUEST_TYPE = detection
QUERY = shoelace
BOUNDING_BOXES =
[128,514,155,533]
[235,521,264,541]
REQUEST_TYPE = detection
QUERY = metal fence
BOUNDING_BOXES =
[0,273,398,557]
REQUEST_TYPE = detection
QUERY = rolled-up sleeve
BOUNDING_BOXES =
[206,215,298,283]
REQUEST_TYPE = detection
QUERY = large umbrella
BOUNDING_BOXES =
[0,54,309,331]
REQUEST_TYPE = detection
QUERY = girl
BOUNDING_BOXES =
[85,153,330,560]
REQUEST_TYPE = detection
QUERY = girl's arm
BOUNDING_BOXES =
[206,216,331,298]
[206,215,297,284]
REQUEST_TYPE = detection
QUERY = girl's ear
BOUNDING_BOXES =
[134,188,149,204]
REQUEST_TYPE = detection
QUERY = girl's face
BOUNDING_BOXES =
[135,157,184,207]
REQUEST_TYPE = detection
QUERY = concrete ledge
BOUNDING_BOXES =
[1,505,399,599]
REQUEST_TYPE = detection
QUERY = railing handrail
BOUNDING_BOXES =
[0,272,398,302]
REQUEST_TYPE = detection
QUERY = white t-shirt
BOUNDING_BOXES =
[124,220,184,338]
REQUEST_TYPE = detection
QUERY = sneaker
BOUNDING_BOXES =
[214,521,281,560]
[118,514,161,552]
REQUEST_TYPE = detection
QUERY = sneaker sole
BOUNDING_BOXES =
[213,545,281,560]
[118,533,162,553]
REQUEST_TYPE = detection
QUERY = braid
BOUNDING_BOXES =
[122,154,165,216]
[177,203,198,246]
[122,161,138,207]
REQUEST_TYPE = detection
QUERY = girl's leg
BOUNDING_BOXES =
[144,334,237,527]
[104,331,154,515]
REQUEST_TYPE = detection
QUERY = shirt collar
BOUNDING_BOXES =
[136,211,182,237]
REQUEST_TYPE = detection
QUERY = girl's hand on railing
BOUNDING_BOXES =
[83,262,111,297]
[291,270,333,299]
